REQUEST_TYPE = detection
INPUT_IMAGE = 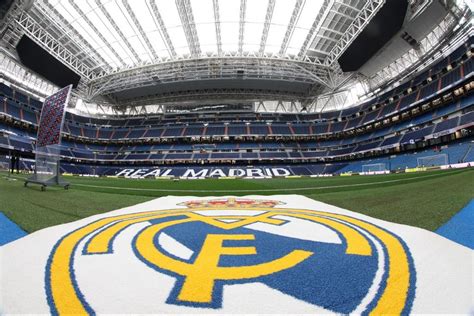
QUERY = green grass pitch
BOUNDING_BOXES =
[0,168,472,233]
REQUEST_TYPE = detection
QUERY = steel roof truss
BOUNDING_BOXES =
[175,0,201,57]
[238,0,246,55]
[212,0,222,56]
[121,0,159,61]
[279,0,304,56]
[148,1,177,58]
[298,0,332,58]
[259,0,276,55]
[68,0,127,68]
[35,1,112,72]
[324,0,385,66]
[94,0,143,64]
[15,12,93,80]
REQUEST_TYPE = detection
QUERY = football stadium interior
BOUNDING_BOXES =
[0,0,473,314]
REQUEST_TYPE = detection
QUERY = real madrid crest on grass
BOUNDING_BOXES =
[46,197,416,314]
[1,196,472,314]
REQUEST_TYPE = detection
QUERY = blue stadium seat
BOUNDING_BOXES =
[330,147,355,156]
[360,110,380,124]
[68,125,81,136]
[330,121,346,133]
[184,126,204,136]
[149,153,166,160]
[211,153,240,159]
[398,92,418,111]
[6,101,21,119]
[377,102,397,118]
[413,69,430,86]
[434,101,460,117]
[302,151,327,158]
[30,99,43,109]
[206,126,225,136]
[393,81,412,95]
[260,152,289,159]
[166,153,193,160]
[409,112,433,126]
[288,152,302,158]
[450,46,467,61]
[173,144,193,150]
[345,117,363,130]
[432,56,449,74]
[441,67,461,88]
[127,153,150,160]
[357,141,382,152]
[8,137,33,151]
[163,127,183,137]
[419,80,439,100]
[400,125,434,144]
[271,124,291,135]
[292,124,311,135]
[83,128,97,139]
[0,83,13,97]
[216,143,238,150]
[460,111,474,126]
[112,130,129,139]
[98,129,113,139]
[249,125,268,135]
[463,58,473,76]
[241,152,258,159]
[127,129,146,138]
[22,110,37,124]
[341,105,361,117]
[313,123,329,134]
[227,125,247,136]
[239,143,260,149]
[262,143,283,149]
[193,153,209,159]
[380,135,402,147]
[71,150,95,159]
[143,129,163,138]
[14,91,28,104]
[434,116,460,133]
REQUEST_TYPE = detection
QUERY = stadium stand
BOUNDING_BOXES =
[0,35,473,177]
[2,2,474,315]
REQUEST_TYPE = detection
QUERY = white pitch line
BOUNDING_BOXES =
[67,170,462,193]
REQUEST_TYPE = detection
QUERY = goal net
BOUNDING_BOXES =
[362,163,387,173]
[0,160,8,171]
[416,154,448,167]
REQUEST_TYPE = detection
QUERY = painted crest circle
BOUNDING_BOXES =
[45,198,416,314]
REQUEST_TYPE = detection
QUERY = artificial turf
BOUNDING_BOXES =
[0,168,472,233]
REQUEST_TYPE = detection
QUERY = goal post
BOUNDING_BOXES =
[416,154,448,167]
[0,152,11,171]
[0,160,8,171]
[362,163,387,173]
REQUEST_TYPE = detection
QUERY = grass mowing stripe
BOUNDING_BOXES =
[1,168,472,232]
[68,169,463,193]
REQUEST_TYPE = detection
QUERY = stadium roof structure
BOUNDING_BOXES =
[0,0,472,115]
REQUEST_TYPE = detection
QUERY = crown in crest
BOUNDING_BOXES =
[179,198,284,209]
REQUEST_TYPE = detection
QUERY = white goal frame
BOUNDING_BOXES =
[0,161,9,170]
[362,163,387,173]
[416,154,448,167]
